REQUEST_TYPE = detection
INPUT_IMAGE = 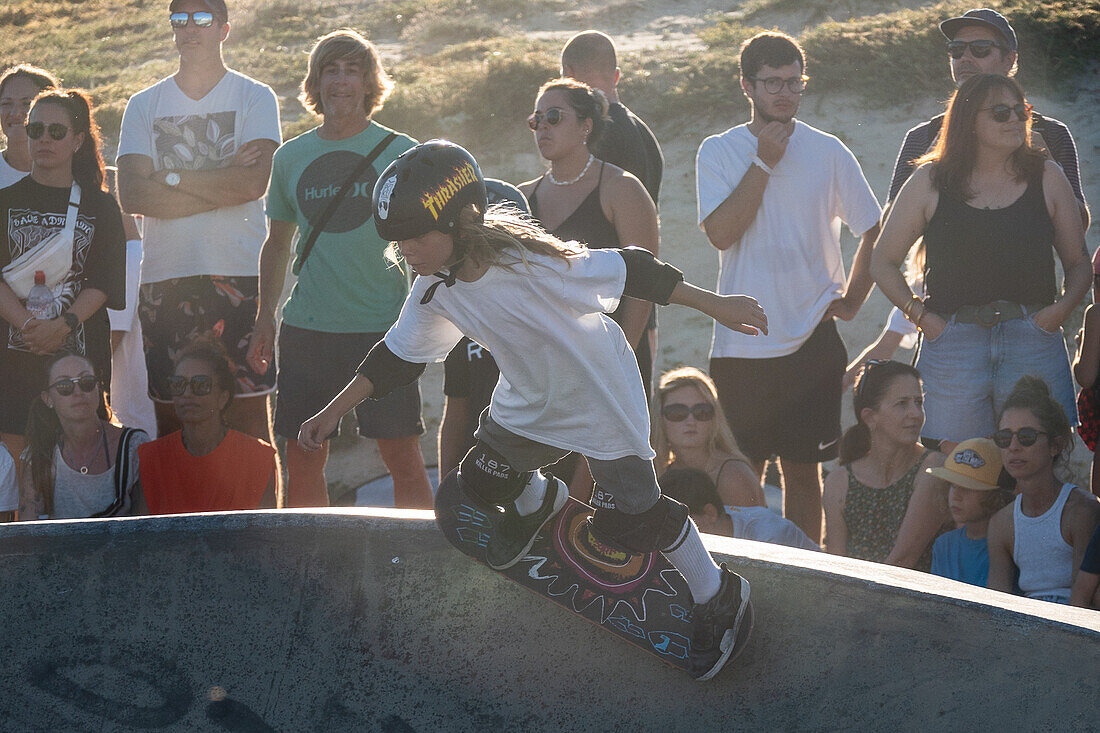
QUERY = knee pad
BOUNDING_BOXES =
[458,442,531,506]
[588,495,690,554]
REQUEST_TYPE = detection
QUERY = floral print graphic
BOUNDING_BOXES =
[153,111,237,170]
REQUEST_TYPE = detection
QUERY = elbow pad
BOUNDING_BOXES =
[616,246,684,306]
[356,340,426,399]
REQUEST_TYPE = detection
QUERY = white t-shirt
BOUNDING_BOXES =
[0,151,28,190]
[0,444,17,512]
[384,247,654,461]
[116,70,281,283]
[107,239,158,436]
[696,120,881,358]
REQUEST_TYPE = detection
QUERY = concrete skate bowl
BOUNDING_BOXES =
[0,509,1096,731]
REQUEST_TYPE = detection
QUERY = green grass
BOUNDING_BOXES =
[1,0,1096,159]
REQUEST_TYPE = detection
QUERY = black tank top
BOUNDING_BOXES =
[923,172,1056,315]
[529,162,620,250]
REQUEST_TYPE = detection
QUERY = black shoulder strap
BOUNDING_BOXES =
[90,427,143,518]
[292,131,399,275]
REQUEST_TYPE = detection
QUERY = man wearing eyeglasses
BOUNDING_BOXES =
[887,8,1088,225]
[117,0,281,453]
[695,32,882,544]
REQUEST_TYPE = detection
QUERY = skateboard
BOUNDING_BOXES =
[435,469,750,675]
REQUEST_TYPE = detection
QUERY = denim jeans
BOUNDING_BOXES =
[916,311,1077,442]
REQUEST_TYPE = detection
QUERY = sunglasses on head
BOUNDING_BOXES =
[25,121,70,141]
[984,102,1032,123]
[527,107,572,131]
[661,402,716,422]
[992,427,1048,449]
[170,11,216,28]
[167,374,213,397]
[49,375,98,396]
[946,39,1004,59]
[854,359,889,399]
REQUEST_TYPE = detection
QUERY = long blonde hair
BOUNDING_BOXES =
[386,203,586,275]
[652,366,749,473]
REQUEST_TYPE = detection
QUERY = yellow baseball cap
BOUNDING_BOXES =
[926,437,1003,491]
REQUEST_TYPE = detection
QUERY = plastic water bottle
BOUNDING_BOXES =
[26,270,59,320]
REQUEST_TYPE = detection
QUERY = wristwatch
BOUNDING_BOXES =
[164,171,181,187]
[61,311,79,333]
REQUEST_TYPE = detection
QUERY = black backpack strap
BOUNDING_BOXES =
[90,427,145,518]
[293,131,399,275]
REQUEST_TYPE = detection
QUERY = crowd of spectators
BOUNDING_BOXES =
[0,4,1097,610]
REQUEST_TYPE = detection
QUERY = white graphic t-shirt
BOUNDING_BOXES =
[116,70,281,283]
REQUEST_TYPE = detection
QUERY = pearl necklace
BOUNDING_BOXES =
[548,153,595,186]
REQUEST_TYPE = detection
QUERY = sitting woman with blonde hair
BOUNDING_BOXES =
[654,367,817,549]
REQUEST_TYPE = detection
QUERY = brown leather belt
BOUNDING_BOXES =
[951,300,1047,327]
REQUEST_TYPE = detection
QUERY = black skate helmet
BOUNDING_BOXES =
[373,139,488,242]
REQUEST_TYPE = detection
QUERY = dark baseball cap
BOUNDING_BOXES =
[169,0,228,20]
[940,8,1017,52]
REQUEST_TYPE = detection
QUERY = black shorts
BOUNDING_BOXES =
[710,318,846,464]
[140,275,276,402]
[273,324,424,441]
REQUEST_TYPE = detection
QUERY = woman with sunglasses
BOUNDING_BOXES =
[519,78,660,493]
[986,375,1100,603]
[822,360,951,570]
[18,352,148,520]
[871,74,1090,451]
[653,367,818,550]
[137,339,275,513]
[0,65,60,189]
[0,89,125,469]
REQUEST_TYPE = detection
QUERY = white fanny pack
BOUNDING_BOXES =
[2,182,81,299]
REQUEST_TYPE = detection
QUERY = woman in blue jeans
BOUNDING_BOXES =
[870,73,1090,445]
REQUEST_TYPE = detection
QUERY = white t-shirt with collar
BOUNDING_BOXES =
[384,247,654,461]
[696,119,881,359]
[116,70,281,283]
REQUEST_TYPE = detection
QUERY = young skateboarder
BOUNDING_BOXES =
[298,140,763,680]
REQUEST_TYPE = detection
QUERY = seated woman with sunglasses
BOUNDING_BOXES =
[0,89,125,468]
[653,367,818,550]
[987,375,1100,603]
[137,340,276,514]
[18,352,148,520]
[871,74,1090,449]
[822,361,951,570]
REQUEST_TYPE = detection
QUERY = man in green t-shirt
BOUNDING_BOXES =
[247,29,431,508]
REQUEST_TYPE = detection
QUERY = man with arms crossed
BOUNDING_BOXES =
[117,0,281,452]
[247,30,432,508]
[695,32,881,543]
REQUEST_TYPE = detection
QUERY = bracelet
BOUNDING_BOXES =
[902,295,923,322]
[752,155,773,176]
[20,316,34,331]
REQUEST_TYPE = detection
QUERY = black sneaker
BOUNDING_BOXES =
[690,564,753,681]
[486,475,568,571]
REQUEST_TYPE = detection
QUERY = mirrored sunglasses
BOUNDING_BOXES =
[170,11,216,28]
[661,402,716,422]
[527,107,571,131]
[984,102,1031,123]
[946,39,1004,59]
[991,427,1047,448]
[167,374,214,397]
[25,121,70,141]
[49,375,98,396]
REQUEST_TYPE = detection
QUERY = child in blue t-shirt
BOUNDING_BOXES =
[927,438,1013,587]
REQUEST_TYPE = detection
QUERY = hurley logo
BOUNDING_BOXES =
[953,449,986,470]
